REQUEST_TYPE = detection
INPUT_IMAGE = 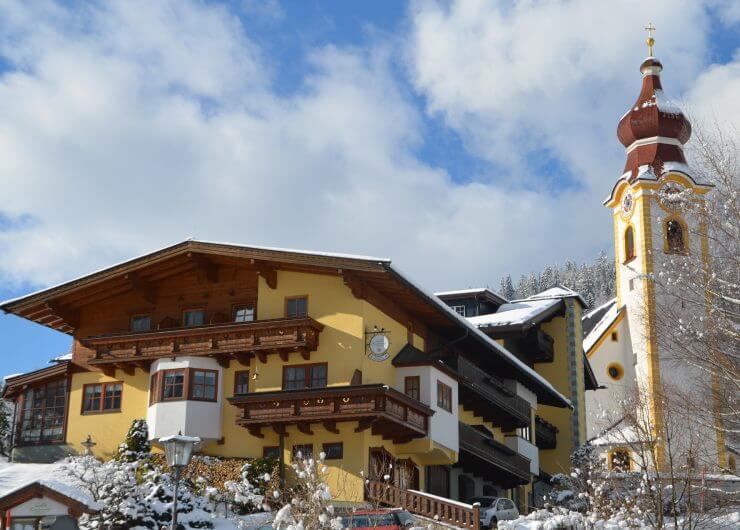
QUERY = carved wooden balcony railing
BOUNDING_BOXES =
[365,480,480,530]
[458,422,531,487]
[455,356,531,430]
[82,317,324,371]
[228,384,433,444]
[535,415,558,450]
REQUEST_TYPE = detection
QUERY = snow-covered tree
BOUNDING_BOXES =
[0,399,11,457]
[116,419,151,463]
[138,470,214,530]
[499,275,515,300]
[223,455,278,514]
[272,452,342,530]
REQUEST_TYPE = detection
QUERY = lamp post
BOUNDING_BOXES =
[160,433,200,530]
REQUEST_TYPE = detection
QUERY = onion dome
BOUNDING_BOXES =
[617,37,692,177]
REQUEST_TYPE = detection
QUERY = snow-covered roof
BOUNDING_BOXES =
[468,297,561,329]
[590,425,642,447]
[51,352,73,362]
[0,462,101,510]
[521,286,587,307]
[583,299,622,354]
[434,287,507,302]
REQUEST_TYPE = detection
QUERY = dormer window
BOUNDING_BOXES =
[666,219,686,254]
[624,226,635,263]
[451,305,466,317]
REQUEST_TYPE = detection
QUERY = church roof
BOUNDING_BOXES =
[583,298,624,355]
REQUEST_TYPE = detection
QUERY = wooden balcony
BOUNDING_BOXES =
[82,317,324,372]
[535,415,558,450]
[457,423,531,487]
[365,480,480,530]
[455,357,531,430]
[228,384,433,444]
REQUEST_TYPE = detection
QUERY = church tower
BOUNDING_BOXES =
[602,28,718,468]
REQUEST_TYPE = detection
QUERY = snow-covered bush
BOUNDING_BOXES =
[116,419,151,463]
[271,452,343,530]
[223,455,278,514]
[138,470,214,530]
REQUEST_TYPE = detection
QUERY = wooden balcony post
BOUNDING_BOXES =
[473,503,480,530]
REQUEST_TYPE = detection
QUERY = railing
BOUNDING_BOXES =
[365,480,480,530]
[82,317,324,364]
[456,357,531,426]
[229,384,433,443]
[459,423,531,482]
[535,415,558,450]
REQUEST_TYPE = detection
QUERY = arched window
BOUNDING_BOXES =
[624,226,635,262]
[666,219,686,253]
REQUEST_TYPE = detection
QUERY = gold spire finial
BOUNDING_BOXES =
[645,22,656,56]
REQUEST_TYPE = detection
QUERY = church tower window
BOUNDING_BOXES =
[665,219,686,254]
[624,226,635,263]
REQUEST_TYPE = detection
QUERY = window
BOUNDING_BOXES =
[323,442,343,460]
[233,305,255,322]
[624,226,635,262]
[629,278,635,291]
[82,382,122,413]
[285,296,308,318]
[404,376,420,401]
[18,379,68,445]
[283,363,327,390]
[611,331,618,342]
[437,381,452,412]
[451,305,466,317]
[234,370,250,395]
[666,219,686,253]
[607,363,624,381]
[518,425,532,442]
[190,370,217,401]
[610,448,631,470]
[131,314,151,332]
[162,370,185,400]
[263,446,280,459]
[292,444,313,461]
[150,372,158,405]
[183,309,205,327]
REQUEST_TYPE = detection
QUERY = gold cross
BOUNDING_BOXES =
[645,22,656,56]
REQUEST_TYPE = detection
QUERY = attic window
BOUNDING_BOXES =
[451,305,466,317]
[666,219,686,254]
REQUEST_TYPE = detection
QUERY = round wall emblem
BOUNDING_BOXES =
[368,333,390,362]
[621,191,634,217]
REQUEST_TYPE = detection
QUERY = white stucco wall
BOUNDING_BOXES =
[147,356,223,441]
[505,435,539,475]
[395,365,459,453]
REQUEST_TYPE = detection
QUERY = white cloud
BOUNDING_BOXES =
[0,0,737,295]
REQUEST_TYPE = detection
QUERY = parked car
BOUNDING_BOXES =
[468,496,519,528]
[341,508,417,529]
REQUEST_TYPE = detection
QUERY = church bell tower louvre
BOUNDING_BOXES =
[601,25,722,469]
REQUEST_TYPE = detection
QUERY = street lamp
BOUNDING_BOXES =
[160,433,200,530]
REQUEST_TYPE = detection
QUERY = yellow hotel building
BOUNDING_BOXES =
[1,241,589,524]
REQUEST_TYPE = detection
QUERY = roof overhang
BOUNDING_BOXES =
[2,362,73,399]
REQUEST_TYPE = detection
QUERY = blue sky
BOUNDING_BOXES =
[0,0,738,376]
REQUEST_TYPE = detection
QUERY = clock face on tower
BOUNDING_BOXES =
[621,191,634,217]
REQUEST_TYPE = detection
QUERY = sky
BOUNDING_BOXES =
[0,0,738,376]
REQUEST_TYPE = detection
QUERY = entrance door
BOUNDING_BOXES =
[426,466,450,498]
[457,474,475,502]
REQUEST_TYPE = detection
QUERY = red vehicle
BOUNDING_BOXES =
[340,508,417,529]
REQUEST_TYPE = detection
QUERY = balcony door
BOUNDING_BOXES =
[426,465,450,498]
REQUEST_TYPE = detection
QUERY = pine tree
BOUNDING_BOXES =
[117,419,151,463]
[139,471,214,530]
[540,266,555,290]
[499,275,515,300]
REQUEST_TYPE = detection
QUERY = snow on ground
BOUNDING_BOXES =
[0,461,100,510]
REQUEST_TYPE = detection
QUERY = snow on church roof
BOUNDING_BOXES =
[583,298,622,354]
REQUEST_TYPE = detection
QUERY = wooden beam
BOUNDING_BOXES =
[188,253,219,283]
[45,300,80,329]
[256,351,268,364]
[323,421,339,434]
[273,424,288,437]
[278,350,289,362]
[134,360,151,372]
[299,348,310,361]
[354,418,377,433]
[124,272,157,304]
[297,422,313,435]
[251,259,277,289]
[247,426,264,439]
[236,353,252,366]
[100,366,116,378]
[215,355,231,368]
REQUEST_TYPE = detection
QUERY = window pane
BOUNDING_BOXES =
[103,383,122,410]
[283,367,306,390]
[184,310,205,327]
[292,444,313,460]
[286,297,307,318]
[310,365,327,388]
[131,315,151,332]
[84,385,102,412]
[235,371,249,394]
[405,377,420,401]
[234,306,254,322]
[163,371,184,398]
[323,442,343,460]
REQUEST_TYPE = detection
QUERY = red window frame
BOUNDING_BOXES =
[234,370,250,395]
[82,382,123,414]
